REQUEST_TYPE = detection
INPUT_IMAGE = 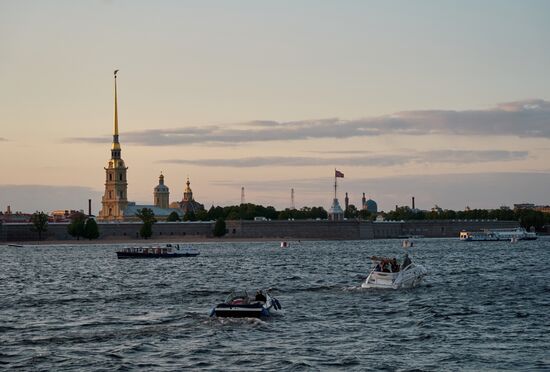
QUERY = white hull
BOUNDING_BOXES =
[361,263,427,289]
[459,227,537,241]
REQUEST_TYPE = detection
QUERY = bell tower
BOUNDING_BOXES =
[154,172,170,209]
[98,70,128,221]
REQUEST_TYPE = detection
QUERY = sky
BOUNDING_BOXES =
[1,0,550,214]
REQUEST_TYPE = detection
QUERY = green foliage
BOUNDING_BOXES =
[358,209,373,220]
[183,210,197,221]
[278,206,328,220]
[344,204,358,219]
[30,211,48,241]
[83,218,100,240]
[67,211,87,240]
[213,218,226,237]
[381,206,548,231]
[167,211,181,222]
[136,208,156,239]
[195,209,209,221]
[516,209,545,231]
[135,208,157,224]
[140,222,153,239]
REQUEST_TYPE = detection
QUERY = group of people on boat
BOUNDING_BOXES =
[373,253,412,273]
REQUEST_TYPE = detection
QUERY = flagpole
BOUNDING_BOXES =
[334,169,337,199]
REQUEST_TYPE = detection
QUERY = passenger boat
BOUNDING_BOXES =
[459,227,537,241]
[361,250,427,289]
[116,243,199,259]
[210,290,282,318]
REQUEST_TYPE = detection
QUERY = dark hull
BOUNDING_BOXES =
[211,303,268,318]
[116,252,199,259]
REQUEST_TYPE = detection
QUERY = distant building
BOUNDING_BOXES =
[361,192,378,213]
[534,205,550,214]
[0,206,32,223]
[153,173,170,209]
[328,198,344,221]
[96,72,203,221]
[169,178,204,214]
[514,203,535,210]
[98,72,128,221]
[51,210,84,222]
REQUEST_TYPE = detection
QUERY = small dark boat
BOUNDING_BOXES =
[210,290,282,318]
[116,243,199,259]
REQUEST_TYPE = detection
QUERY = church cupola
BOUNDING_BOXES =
[154,172,170,209]
[183,177,193,202]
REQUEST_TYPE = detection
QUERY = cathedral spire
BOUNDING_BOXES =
[111,70,121,157]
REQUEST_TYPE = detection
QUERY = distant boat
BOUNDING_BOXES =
[280,241,289,248]
[459,227,537,241]
[7,244,24,248]
[116,243,199,259]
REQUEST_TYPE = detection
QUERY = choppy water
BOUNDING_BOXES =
[1,238,549,371]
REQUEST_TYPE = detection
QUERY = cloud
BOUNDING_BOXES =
[65,99,550,146]
[162,150,528,168]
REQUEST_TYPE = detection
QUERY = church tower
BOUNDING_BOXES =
[154,172,170,208]
[183,177,193,202]
[98,70,128,221]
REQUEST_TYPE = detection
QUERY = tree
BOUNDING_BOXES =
[183,210,197,221]
[67,211,87,240]
[344,204,358,219]
[136,208,157,239]
[213,218,226,237]
[140,223,153,239]
[195,209,209,221]
[31,211,49,241]
[167,211,181,222]
[83,218,100,240]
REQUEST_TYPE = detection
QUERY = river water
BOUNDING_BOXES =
[1,238,549,371]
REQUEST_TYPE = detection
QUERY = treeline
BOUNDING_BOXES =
[384,206,550,230]
[167,203,329,222]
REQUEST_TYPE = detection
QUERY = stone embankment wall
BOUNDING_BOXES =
[1,219,520,242]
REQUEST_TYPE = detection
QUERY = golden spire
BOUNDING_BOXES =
[112,69,121,151]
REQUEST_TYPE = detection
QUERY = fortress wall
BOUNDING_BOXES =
[0,219,520,242]
[225,220,361,239]
[396,220,519,237]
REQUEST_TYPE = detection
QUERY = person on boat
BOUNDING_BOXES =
[380,259,390,272]
[390,257,400,272]
[402,253,412,269]
[255,290,267,302]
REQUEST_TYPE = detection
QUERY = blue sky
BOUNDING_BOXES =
[1,0,549,213]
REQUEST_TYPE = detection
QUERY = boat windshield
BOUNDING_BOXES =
[225,290,249,303]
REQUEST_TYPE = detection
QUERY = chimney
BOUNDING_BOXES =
[88,199,92,216]
[395,204,398,211]
[412,196,415,210]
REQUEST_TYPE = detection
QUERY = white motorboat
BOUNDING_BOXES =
[361,252,427,289]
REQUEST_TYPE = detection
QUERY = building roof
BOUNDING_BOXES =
[124,204,182,217]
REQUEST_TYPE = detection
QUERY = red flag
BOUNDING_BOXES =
[335,170,344,178]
